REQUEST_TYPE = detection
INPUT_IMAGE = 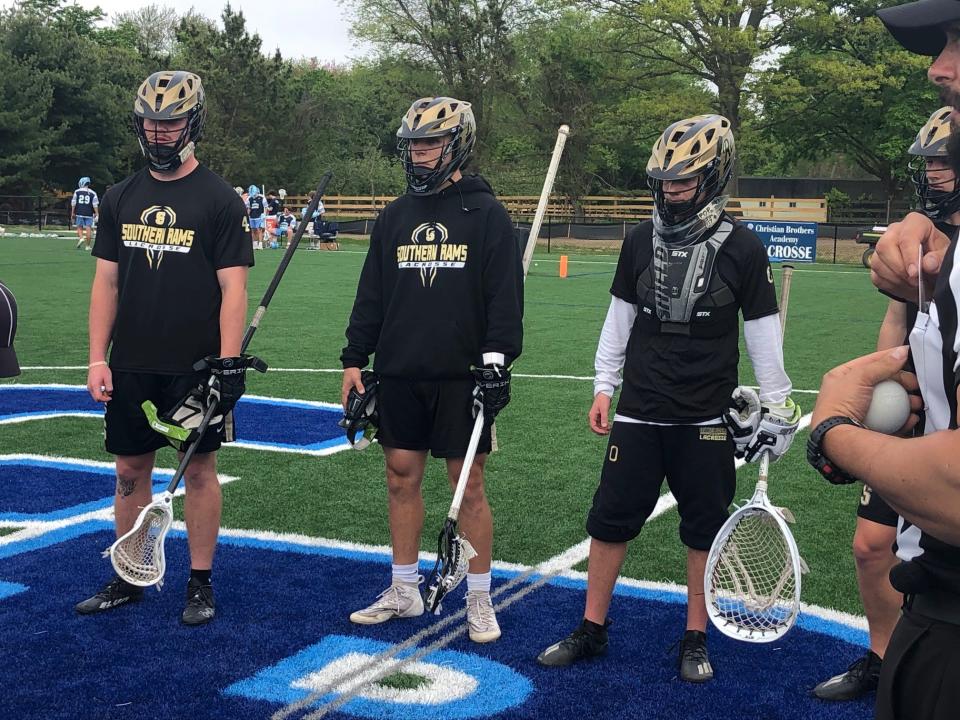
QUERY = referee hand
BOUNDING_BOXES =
[811,346,922,432]
[589,393,612,435]
[871,213,950,301]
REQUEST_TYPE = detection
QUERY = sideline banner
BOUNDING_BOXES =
[743,219,818,263]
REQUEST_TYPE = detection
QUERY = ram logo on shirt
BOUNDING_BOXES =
[396,222,468,287]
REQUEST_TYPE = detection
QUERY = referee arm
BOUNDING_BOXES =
[812,347,960,545]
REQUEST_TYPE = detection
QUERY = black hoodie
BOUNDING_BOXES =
[341,175,523,379]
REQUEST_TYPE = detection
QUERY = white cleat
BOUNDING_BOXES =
[350,579,424,625]
[466,590,501,643]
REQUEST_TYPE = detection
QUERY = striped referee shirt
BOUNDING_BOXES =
[900,227,960,594]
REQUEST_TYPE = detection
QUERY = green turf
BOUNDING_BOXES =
[375,672,428,691]
[0,235,888,617]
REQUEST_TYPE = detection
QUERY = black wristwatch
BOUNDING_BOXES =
[806,416,863,485]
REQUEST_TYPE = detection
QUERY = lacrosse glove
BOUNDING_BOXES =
[197,354,267,414]
[722,386,763,459]
[743,396,802,462]
[471,363,511,426]
[339,370,380,450]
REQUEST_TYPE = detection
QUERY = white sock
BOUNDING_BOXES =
[392,563,419,585]
[467,571,491,594]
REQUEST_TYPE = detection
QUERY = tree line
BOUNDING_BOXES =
[0,0,937,204]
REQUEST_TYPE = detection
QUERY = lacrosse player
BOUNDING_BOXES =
[807,4,960,717]
[247,185,267,249]
[71,177,98,251]
[76,71,253,625]
[537,115,799,682]
[340,96,523,643]
[813,107,960,702]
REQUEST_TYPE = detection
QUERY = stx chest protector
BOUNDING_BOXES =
[638,220,736,336]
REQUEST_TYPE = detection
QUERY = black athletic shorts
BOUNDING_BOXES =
[856,484,899,527]
[586,421,736,550]
[104,370,224,456]
[875,605,960,720]
[376,377,491,459]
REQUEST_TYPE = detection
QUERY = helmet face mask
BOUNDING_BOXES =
[397,97,476,195]
[646,114,735,244]
[909,106,960,221]
[132,71,206,173]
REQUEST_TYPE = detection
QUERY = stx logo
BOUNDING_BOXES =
[671,250,689,258]
[696,311,711,317]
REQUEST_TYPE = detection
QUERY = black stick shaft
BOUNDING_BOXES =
[166,171,333,493]
[241,171,334,352]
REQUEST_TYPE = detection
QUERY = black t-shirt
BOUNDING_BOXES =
[248,195,265,219]
[92,165,254,374]
[267,198,282,216]
[611,217,778,422]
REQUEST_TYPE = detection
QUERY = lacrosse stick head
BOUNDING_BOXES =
[105,494,174,588]
[705,486,802,642]
[424,517,477,614]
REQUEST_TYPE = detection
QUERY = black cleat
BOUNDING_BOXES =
[812,651,881,701]
[75,576,144,615]
[537,619,609,667]
[181,578,215,626]
[678,630,714,683]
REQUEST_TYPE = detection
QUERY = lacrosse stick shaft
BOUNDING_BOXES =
[448,409,485,521]
[522,125,570,278]
[242,172,333,351]
[759,264,795,487]
[160,390,222,494]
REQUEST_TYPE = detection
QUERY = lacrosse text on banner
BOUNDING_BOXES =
[744,220,818,263]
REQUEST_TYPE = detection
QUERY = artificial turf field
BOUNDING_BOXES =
[0,233,888,719]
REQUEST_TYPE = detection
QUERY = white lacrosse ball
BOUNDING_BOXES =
[864,379,910,434]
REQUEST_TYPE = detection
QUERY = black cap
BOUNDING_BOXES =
[878,0,960,56]
[0,281,20,378]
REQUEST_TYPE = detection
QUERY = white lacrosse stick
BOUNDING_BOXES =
[105,389,222,588]
[704,458,804,641]
[424,408,483,614]
[705,264,804,642]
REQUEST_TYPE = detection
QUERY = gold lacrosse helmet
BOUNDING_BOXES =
[646,114,735,239]
[909,106,959,222]
[397,97,476,194]
[132,71,207,172]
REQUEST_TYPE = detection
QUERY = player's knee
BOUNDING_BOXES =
[115,469,146,496]
[853,531,894,567]
[386,472,421,501]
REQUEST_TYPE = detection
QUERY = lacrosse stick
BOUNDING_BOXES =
[705,264,805,642]
[424,407,484,614]
[106,171,334,588]
[521,125,570,279]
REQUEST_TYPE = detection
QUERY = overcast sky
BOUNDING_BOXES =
[13,0,374,65]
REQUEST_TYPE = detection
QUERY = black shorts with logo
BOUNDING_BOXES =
[586,421,736,550]
[376,377,491,459]
[856,484,899,527]
[104,370,224,456]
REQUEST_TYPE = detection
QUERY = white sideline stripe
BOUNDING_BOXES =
[12,371,824,395]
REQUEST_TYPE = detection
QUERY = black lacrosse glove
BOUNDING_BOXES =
[196,354,267,414]
[471,363,511,425]
[339,370,380,450]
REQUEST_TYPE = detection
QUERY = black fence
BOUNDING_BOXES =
[0,195,72,230]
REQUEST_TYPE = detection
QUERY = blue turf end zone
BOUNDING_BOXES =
[0,526,873,720]
[0,391,874,720]
[0,385,348,453]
